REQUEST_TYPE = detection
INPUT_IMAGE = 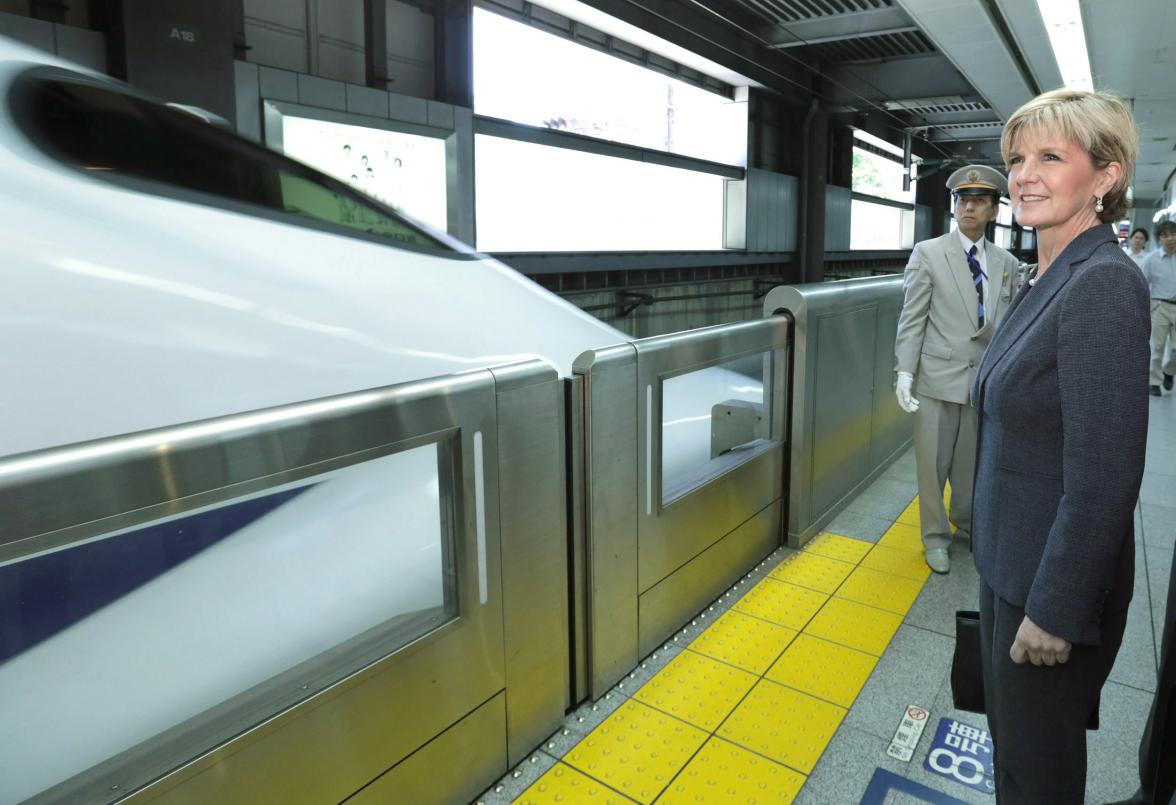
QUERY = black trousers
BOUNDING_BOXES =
[979,581,1129,804]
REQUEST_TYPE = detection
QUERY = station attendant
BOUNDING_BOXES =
[893,165,1018,574]
[972,88,1149,804]
[1142,219,1176,395]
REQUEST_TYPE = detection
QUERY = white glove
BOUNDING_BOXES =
[895,372,920,414]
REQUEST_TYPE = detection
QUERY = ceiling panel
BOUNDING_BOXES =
[1081,0,1176,201]
[895,0,1032,120]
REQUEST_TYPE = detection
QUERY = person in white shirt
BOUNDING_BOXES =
[1125,227,1151,268]
[893,165,1019,574]
[1142,220,1176,395]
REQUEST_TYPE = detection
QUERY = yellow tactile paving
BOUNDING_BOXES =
[732,578,828,631]
[506,488,939,805]
[894,505,920,528]
[565,699,708,804]
[654,737,806,804]
[802,532,872,564]
[515,763,637,804]
[876,522,924,554]
[860,543,932,581]
[805,597,903,656]
[768,551,856,593]
[717,679,846,774]
[688,610,798,675]
[634,649,758,731]
[835,566,924,615]
[765,633,878,709]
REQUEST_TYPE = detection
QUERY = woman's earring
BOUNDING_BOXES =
[1095,196,1105,213]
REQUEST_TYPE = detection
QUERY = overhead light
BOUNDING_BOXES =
[1035,0,1093,90]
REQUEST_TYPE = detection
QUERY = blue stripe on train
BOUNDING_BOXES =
[0,485,312,663]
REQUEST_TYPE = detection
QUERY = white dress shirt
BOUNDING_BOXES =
[957,229,989,315]
[1142,250,1176,301]
[1124,246,1150,270]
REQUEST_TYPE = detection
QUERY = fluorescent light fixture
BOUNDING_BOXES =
[1035,0,1092,90]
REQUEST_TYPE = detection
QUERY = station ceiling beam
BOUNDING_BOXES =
[825,53,974,109]
[894,0,1033,121]
[924,122,1003,142]
[573,0,815,102]
[756,6,920,48]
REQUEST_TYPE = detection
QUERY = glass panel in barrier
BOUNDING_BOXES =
[661,352,771,505]
[0,442,456,803]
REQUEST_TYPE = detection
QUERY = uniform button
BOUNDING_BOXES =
[969,359,976,368]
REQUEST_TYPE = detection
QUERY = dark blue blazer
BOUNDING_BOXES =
[971,225,1150,646]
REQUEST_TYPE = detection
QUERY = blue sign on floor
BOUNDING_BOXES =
[859,768,970,805]
[923,717,995,795]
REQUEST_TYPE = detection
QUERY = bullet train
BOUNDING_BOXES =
[0,35,764,802]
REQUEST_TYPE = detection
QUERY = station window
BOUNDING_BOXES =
[475,133,726,252]
[850,130,917,250]
[850,199,914,251]
[851,130,917,205]
[472,7,747,167]
[993,199,1014,248]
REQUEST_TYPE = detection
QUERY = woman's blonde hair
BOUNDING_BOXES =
[1000,88,1138,222]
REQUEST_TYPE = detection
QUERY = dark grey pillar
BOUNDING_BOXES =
[917,167,949,238]
[434,0,472,108]
[364,0,390,90]
[800,105,828,284]
[116,0,236,123]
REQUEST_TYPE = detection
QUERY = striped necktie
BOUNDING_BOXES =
[966,244,985,328]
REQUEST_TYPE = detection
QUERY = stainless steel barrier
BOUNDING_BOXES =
[0,360,567,804]
[573,317,791,697]
[763,276,911,547]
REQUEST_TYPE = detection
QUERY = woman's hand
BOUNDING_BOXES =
[1010,616,1072,665]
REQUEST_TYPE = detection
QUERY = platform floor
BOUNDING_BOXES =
[478,391,1175,805]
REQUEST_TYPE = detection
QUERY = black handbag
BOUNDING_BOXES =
[952,611,986,714]
[952,610,1100,729]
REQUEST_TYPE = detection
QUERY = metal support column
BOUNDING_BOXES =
[434,0,473,108]
[363,0,390,89]
[799,101,828,284]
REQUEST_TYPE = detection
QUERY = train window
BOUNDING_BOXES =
[10,73,454,252]
[661,352,771,504]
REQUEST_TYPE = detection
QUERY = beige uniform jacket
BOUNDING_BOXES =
[895,232,1019,404]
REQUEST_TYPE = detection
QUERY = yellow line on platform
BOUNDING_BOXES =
[516,495,935,805]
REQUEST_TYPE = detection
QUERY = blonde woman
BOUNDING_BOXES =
[971,89,1150,803]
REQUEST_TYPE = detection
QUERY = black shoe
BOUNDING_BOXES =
[1165,373,1174,391]
[1152,385,1163,397]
